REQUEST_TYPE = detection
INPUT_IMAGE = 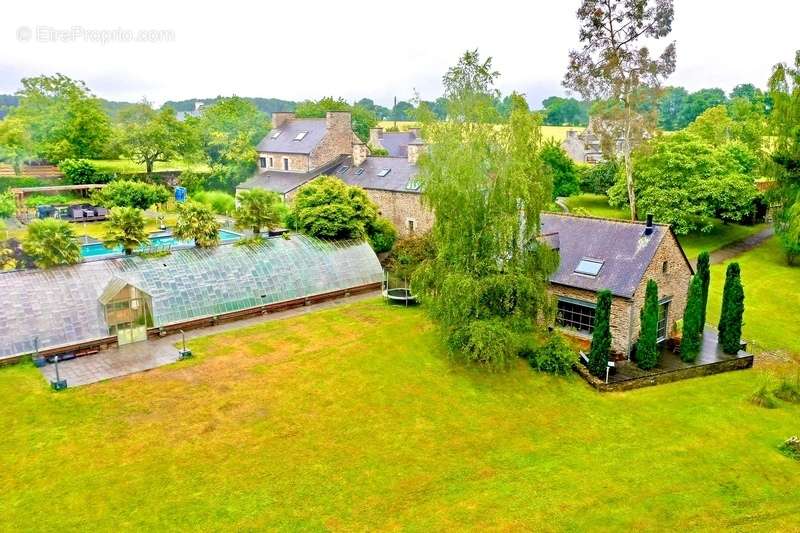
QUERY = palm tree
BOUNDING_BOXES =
[173,201,220,248]
[102,207,149,255]
[234,189,281,236]
[22,218,82,268]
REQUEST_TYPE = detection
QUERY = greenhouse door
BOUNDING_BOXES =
[101,282,153,346]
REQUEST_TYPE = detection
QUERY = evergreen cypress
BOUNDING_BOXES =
[718,262,745,354]
[696,251,711,330]
[681,275,704,362]
[636,279,660,370]
[588,289,613,377]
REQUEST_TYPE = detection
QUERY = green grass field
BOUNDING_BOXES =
[706,237,800,357]
[1,299,798,530]
[562,194,767,261]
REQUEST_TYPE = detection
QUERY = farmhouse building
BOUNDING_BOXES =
[239,112,431,237]
[541,212,693,358]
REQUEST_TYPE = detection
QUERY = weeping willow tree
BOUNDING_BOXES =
[412,52,558,370]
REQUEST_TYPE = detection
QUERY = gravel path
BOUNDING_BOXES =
[709,226,774,264]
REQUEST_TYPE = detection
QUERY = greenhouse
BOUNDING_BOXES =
[0,235,383,361]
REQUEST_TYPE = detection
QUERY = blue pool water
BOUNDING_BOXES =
[81,229,242,259]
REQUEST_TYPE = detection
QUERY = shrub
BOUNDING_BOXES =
[0,176,45,193]
[696,251,711,328]
[541,139,580,199]
[718,262,745,354]
[92,180,170,210]
[193,190,235,215]
[774,375,800,404]
[587,289,612,377]
[528,333,576,375]
[292,176,378,240]
[636,279,660,370]
[779,436,800,460]
[59,159,103,185]
[387,232,436,281]
[0,192,14,218]
[579,159,619,194]
[368,144,389,156]
[22,218,81,268]
[367,217,397,253]
[749,383,778,409]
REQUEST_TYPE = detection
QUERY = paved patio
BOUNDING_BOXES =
[39,291,380,387]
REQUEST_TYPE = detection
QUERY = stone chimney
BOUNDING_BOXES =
[325,111,351,132]
[409,127,421,139]
[368,127,383,147]
[272,111,295,129]
[407,139,426,165]
[353,140,368,167]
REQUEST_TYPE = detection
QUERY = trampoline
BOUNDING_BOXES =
[382,272,418,306]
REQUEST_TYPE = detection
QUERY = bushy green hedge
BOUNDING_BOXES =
[367,217,397,253]
[526,333,576,375]
[193,190,235,215]
[0,176,46,193]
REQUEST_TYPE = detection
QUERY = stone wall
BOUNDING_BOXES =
[549,284,634,356]
[628,230,693,345]
[258,152,310,173]
[365,189,433,237]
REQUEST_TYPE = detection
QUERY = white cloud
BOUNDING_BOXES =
[0,0,797,108]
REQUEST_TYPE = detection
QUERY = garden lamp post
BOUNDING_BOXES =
[50,354,67,391]
[178,329,192,360]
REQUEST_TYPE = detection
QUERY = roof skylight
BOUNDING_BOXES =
[574,258,604,277]
[270,130,281,139]
[293,131,309,141]
[337,165,349,174]
[377,168,391,177]
[405,178,421,191]
[355,168,365,175]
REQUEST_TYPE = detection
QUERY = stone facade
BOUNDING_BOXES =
[364,189,433,237]
[551,230,692,358]
[258,153,311,173]
[309,112,355,169]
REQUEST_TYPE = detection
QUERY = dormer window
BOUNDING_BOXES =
[377,168,391,177]
[575,258,604,277]
[294,131,308,141]
[270,130,281,139]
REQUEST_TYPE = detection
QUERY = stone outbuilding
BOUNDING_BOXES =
[541,213,693,358]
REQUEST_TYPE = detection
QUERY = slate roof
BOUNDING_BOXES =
[376,132,415,157]
[0,235,382,360]
[256,118,327,154]
[238,156,348,195]
[335,157,420,194]
[541,213,688,298]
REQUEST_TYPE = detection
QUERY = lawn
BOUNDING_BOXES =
[706,236,800,357]
[562,194,768,260]
[89,159,211,174]
[1,299,798,531]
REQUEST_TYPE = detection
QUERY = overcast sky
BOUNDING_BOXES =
[1,0,797,108]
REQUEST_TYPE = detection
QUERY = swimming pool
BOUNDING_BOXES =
[81,229,242,259]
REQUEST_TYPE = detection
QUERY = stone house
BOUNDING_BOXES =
[239,111,431,237]
[236,111,362,201]
[541,213,693,358]
[562,128,605,164]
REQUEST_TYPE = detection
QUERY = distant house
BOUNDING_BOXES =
[236,111,361,201]
[541,213,693,358]
[368,127,423,158]
[238,112,432,237]
[562,117,650,165]
[176,101,205,121]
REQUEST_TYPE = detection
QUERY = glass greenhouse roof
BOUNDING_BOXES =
[0,235,382,360]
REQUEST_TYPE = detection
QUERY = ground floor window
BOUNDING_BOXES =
[556,297,596,335]
[407,218,416,233]
[259,157,266,169]
[657,299,671,341]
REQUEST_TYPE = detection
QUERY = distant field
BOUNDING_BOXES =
[89,159,210,174]
[376,121,583,142]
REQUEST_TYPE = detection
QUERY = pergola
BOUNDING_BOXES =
[10,184,107,217]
